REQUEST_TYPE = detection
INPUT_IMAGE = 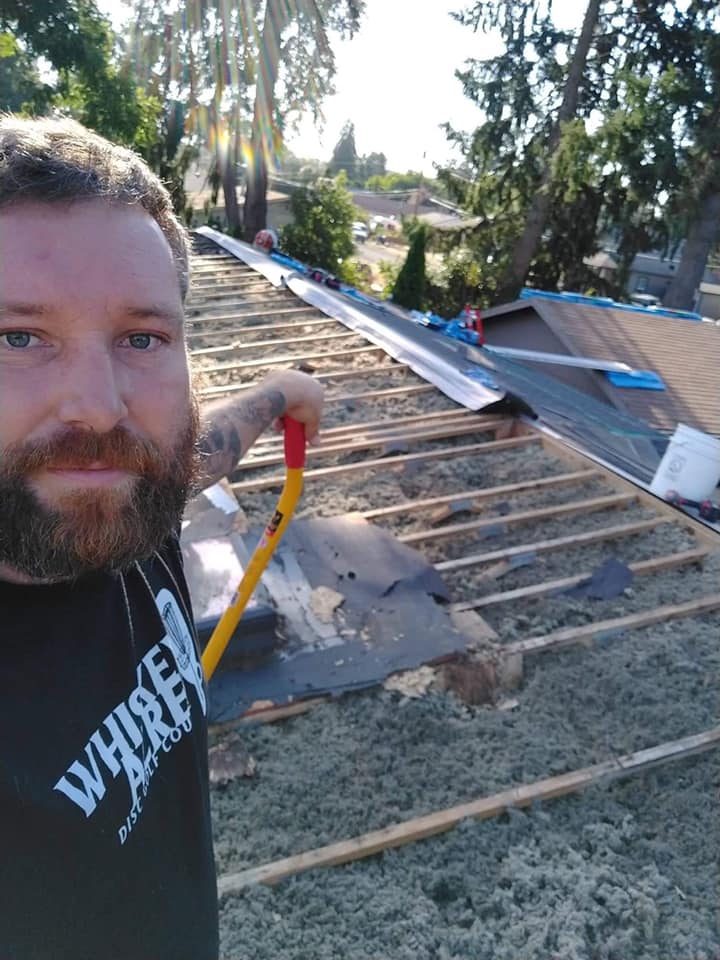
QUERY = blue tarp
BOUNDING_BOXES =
[521,287,703,322]
[605,370,667,390]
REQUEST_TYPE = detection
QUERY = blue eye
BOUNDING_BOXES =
[128,333,154,349]
[2,332,33,348]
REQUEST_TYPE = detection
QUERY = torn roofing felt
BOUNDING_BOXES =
[206,515,471,724]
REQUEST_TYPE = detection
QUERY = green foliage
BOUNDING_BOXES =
[338,257,372,290]
[442,0,720,304]
[366,170,424,191]
[377,259,400,297]
[0,0,161,157]
[328,120,359,180]
[425,248,486,318]
[280,173,356,273]
[327,124,389,185]
[391,223,428,311]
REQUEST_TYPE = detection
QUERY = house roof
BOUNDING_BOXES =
[484,297,720,438]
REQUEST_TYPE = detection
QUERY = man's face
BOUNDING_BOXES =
[0,200,198,581]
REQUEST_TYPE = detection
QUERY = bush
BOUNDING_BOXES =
[280,174,355,273]
[425,248,487,318]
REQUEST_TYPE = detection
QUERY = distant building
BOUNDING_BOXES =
[585,246,720,307]
[696,282,720,320]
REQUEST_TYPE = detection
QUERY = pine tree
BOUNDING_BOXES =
[392,224,428,311]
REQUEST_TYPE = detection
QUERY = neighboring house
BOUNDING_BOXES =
[585,248,720,306]
[482,295,720,440]
[696,282,720,320]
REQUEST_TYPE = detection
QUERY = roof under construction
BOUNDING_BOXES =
[183,230,720,957]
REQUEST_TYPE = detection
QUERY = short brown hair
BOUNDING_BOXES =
[0,115,190,299]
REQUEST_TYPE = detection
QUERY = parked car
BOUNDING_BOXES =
[352,221,369,243]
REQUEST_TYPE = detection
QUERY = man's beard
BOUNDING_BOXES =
[0,403,200,581]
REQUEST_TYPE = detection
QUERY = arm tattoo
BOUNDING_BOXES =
[197,387,286,486]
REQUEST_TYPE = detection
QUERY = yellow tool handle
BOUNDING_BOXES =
[202,417,306,681]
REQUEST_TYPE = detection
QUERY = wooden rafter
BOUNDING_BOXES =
[230,435,541,494]
[360,469,598,520]
[186,308,322,330]
[449,547,710,611]
[398,493,636,545]
[190,331,358,357]
[196,344,384,376]
[238,417,505,470]
[251,407,472,448]
[505,593,720,657]
[434,517,667,572]
[198,364,412,398]
[216,727,720,892]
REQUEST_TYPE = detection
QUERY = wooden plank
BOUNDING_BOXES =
[249,409,475,455]
[186,308,322,331]
[191,331,357,357]
[434,517,666,573]
[399,493,636,545]
[191,275,264,286]
[250,407,472,448]
[208,698,330,736]
[197,364,412,398]
[450,548,711,611]
[197,344,382,375]
[325,383,438,404]
[217,727,720,892]
[187,296,299,316]
[188,282,275,300]
[230,435,541,494]
[361,470,598,520]
[239,418,506,470]
[505,593,720,658]
[538,432,720,548]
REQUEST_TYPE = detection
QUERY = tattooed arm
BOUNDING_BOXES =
[196,370,324,490]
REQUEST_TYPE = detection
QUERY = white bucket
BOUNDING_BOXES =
[650,423,720,502]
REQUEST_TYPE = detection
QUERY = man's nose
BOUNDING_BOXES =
[56,345,129,433]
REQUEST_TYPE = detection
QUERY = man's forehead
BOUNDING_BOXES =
[0,298,184,327]
[0,199,183,307]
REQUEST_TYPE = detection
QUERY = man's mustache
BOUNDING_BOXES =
[0,427,173,482]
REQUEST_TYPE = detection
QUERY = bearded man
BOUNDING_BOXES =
[0,115,323,959]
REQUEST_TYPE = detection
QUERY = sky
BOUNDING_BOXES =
[97,0,583,176]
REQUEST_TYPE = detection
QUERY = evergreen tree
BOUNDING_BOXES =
[328,121,360,181]
[392,224,428,311]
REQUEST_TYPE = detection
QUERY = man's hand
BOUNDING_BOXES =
[263,369,325,445]
[196,370,324,490]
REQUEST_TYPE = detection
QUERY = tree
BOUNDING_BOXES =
[661,14,720,309]
[362,151,386,179]
[0,0,160,151]
[440,0,720,306]
[125,0,364,237]
[391,223,428,311]
[0,36,46,112]
[280,174,356,274]
[448,0,603,303]
[328,120,360,180]
[243,1,365,240]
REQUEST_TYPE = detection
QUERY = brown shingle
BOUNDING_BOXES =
[530,301,720,437]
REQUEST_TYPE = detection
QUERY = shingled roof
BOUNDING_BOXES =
[483,298,720,438]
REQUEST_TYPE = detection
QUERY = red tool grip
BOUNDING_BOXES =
[282,416,306,468]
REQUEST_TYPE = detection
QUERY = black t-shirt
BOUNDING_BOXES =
[0,537,219,960]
